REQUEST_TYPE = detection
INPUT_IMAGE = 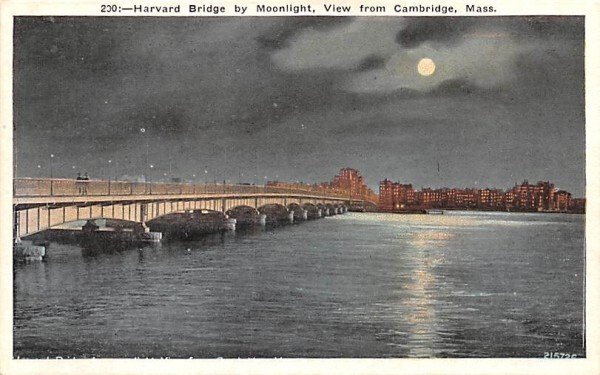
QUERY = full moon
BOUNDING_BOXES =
[417,58,436,76]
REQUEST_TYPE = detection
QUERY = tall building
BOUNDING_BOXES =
[379,179,415,210]
[325,168,378,203]
[555,190,572,211]
[379,179,395,210]
[416,188,443,208]
[509,180,557,211]
[330,168,364,199]
[477,188,504,209]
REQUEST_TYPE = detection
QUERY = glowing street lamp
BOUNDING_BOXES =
[49,154,55,179]
[140,127,149,182]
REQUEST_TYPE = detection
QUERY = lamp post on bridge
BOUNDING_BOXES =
[140,127,149,182]
[107,159,118,181]
[148,164,154,194]
[49,154,55,195]
[49,154,55,179]
[107,159,115,194]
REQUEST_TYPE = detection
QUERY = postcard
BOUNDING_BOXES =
[1,0,598,374]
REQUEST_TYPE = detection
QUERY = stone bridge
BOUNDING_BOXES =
[13,178,356,241]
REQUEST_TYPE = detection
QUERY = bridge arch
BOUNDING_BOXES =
[302,203,322,219]
[287,203,310,221]
[13,179,356,240]
[258,203,291,223]
[147,209,229,239]
[225,205,260,217]
[19,217,147,239]
[13,200,226,239]
[225,205,262,226]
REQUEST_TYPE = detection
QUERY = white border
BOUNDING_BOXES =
[1,1,598,374]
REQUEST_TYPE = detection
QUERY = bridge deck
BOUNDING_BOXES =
[13,178,359,205]
[12,178,372,239]
[14,192,349,206]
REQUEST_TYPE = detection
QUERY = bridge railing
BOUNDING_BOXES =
[13,178,352,199]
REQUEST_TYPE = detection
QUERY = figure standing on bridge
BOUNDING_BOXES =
[81,172,90,195]
[76,172,84,195]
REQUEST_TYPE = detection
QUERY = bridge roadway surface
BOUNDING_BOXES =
[13,178,367,239]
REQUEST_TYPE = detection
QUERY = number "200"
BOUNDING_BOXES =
[544,352,577,359]
[101,4,118,12]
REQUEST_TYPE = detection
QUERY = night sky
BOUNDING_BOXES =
[13,16,585,196]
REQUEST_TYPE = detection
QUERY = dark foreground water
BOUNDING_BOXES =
[13,211,585,358]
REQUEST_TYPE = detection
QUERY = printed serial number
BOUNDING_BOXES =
[544,352,578,359]
[101,4,120,12]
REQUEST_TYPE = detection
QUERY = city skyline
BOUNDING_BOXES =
[379,177,585,212]
[14,16,585,195]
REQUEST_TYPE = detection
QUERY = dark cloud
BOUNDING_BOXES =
[507,16,584,41]
[429,78,486,96]
[13,17,586,196]
[395,17,474,48]
[355,55,387,72]
[255,17,352,50]
[395,16,584,49]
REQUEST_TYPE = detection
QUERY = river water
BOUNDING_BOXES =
[13,211,585,358]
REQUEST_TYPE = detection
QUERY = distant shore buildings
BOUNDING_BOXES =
[322,168,379,203]
[379,179,585,213]
[267,169,585,214]
[266,168,378,205]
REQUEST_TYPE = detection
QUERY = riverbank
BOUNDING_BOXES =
[376,208,585,215]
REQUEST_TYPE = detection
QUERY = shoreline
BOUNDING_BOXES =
[375,209,585,215]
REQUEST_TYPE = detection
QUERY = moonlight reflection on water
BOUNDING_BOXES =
[13,211,584,358]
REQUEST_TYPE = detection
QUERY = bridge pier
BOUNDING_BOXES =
[287,211,295,224]
[139,231,163,242]
[82,220,100,233]
[138,222,150,233]
[224,217,237,231]
[14,210,45,261]
[134,222,162,242]
[258,214,267,226]
[323,208,330,216]
[301,209,308,221]
[13,239,46,261]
